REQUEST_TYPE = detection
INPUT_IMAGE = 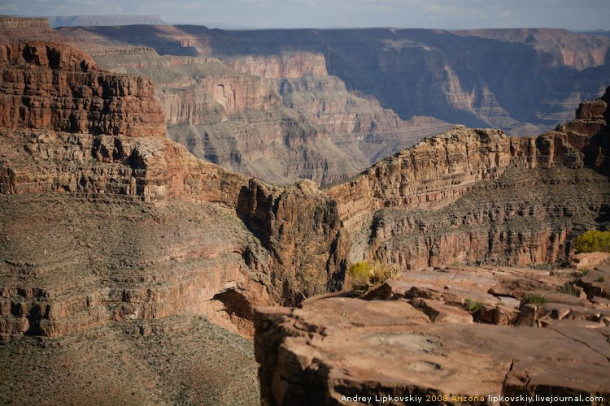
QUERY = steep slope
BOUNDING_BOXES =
[328,87,610,268]
[65,24,609,136]
[0,41,348,346]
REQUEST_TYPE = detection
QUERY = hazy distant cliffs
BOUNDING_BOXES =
[5,19,608,185]
[47,24,609,185]
[63,25,610,135]
[47,15,165,28]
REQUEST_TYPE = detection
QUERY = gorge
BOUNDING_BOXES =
[0,16,609,405]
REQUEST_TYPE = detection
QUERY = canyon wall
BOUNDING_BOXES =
[56,24,453,185]
[328,88,610,268]
[165,26,609,133]
[0,20,608,344]
[0,40,348,341]
[52,24,609,185]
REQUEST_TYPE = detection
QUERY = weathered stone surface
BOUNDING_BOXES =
[255,263,610,405]
[0,42,166,137]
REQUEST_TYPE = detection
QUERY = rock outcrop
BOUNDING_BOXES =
[328,88,610,268]
[0,42,166,137]
[255,260,610,405]
[0,41,348,341]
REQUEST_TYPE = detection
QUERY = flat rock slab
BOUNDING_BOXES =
[256,297,610,406]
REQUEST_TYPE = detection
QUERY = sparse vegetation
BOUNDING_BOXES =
[348,261,398,289]
[597,276,606,283]
[529,263,554,271]
[556,283,580,297]
[578,268,589,276]
[524,294,548,306]
[464,298,484,313]
[573,230,610,253]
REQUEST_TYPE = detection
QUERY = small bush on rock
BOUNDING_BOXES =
[348,261,398,290]
[573,230,610,253]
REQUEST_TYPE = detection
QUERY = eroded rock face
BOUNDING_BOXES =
[0,42,166,137]
[255,261,610,405]
[68,29,452,186]
[328,88,610,268]
[237,179,348,304]
[68,25,610,135]
[0,41,348,340]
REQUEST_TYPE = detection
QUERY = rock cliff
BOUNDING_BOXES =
[0,41,348,342]
[51,24,609,186]
[71,25,609,133]
[0,42,166,137]
[58,25,452,185]
[328,88,610,268]
[454,28,609,70]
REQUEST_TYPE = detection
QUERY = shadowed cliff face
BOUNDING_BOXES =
[65,25,610,134]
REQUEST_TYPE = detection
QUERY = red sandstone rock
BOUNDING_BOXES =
[255,264,610,405]
[0,42,166,137]
[0,41,348,340]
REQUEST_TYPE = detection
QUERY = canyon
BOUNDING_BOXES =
[48,22,610,185]
[0,16,609,405]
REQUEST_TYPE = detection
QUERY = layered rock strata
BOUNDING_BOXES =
[255,260,610,405]
[0,41,347,341]
[328,88,610,268]
[61,25,452,185]
[67,25,610,135]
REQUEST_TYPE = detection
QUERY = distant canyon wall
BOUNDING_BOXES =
[90,47,438,186]
[53,24,610,185]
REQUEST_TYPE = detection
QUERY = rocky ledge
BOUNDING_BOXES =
[255,256,610,405]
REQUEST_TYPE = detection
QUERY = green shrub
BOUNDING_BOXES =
[524,294,548,306]
[578,268,589,276]
[464,298,484,313]
[348,261,398,289]
[597,276,606,283]
[573,230,610,253]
